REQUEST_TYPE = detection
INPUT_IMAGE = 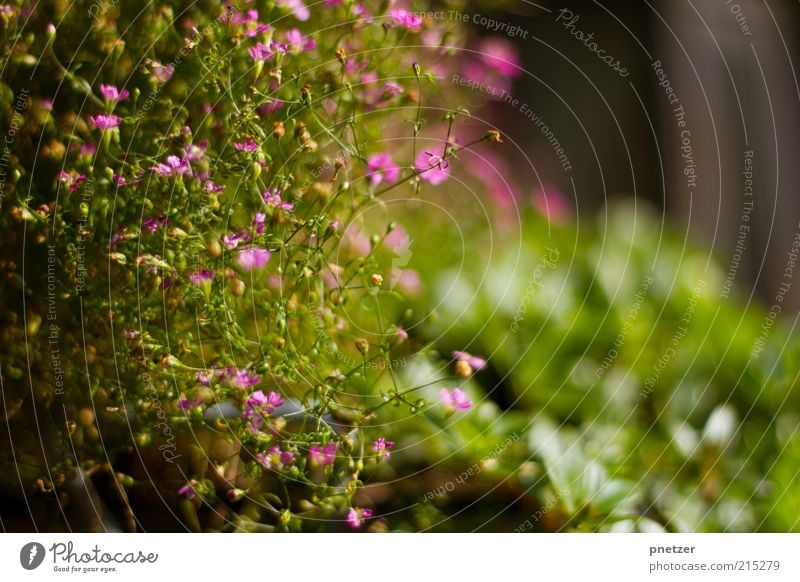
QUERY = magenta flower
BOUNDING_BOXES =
[142,215,168,233]
[285,29,316,53]
[366,153,400,186]
[396,326,408,341]
[153,155,190,177]
[237,247,271,271]
[478,37,522,78]
[382,81,404,99]
[346,507,373,528]
[453,351,487,371]
[177,480,198,500]
[373,438,394,460]
[99,84,129,103]
[232,9,269,37]
[203,180,225,193]
[391,9,422,31]
[309,442,337,466]
[59,171,87,191]
[415,150,450,185]
[256,445,295,470]
[248,42,275,62]
[178,395,203,410]
[276,0,309,21]
[89,113,122,130]
[189,269,216,285]
[234,138,259,153]
[253,213,267,235]
[196,370,215,386]
[223,231,251,250]
[150,61,174,84]
[244,390,284,415]
[263,189,294,212]
[440,388,472,413]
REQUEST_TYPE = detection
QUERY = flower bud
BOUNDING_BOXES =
[370,273,383,287]
[272,121,285,139]
[355,338,369,356]
[336,48,347,65]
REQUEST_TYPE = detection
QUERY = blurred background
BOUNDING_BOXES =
[462,0,800,310]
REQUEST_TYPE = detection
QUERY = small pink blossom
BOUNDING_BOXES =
[478,37,522,78]
[346,507,373,528]
[373,438,394,460]
[309,442,337,466]
[391,9,422,31]
[276,0,309,21]
[223,231,251,250]
[248,42,275,62]
[453,351,487,371]
[150,61,174,84]
[89,113,122,130]
[285,29,316,53]
[366,153,400,186]
[256,445,295,470]
[59,171,87,191]
[415,150,450,185]
[237,247,271,271]
[234,138,259,153]
[153,155,190,177]
[439,388,472,413]
[99,84,129,103]
[263,189,294,212]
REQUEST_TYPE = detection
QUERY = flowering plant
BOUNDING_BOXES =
[0,0,506,532]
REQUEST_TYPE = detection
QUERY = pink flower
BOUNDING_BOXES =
[142,215,168,233]
[396,326,408,341]
[415,150,450,185]
[391,9,422,31]
[153,155,189,177]
[196,370,215,386]
[178,395,203,410]
[237,247,271,271]
[439,388,472,413]
[309,442,337,466]
[89,113,122,130]
[243,390,284,420]
[276,0,309,21]
[366,153,400,186]
[223,231,251,250]
[59,171,87,191]
[373,438,394,460]
[178,480,198,499]
[346,507,373,528]
[150,61,174,84]
[256,445,295,470]
[232,9,270,37]
[478,37,522,78]
[453,351,487,371]
[253,213,266,235]
[263,189,294,211]
[382,81,404,99]
[99,84,129,103]
[203,180,225,193]
[257,100,283,115]
[285,29,316,53]
[248,42,275,62]
[234,138,259,152]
